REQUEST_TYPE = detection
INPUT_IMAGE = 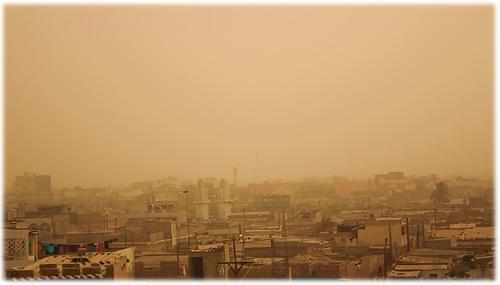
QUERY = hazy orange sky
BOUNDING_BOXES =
[5,6,493,188]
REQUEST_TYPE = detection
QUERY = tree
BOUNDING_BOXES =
[446,268,470,279]
[320,217,335,230]
[431,181,449,205]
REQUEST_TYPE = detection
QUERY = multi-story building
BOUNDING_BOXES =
[251,194,292,214]
[13,172,53,202]
[193,178,233,222]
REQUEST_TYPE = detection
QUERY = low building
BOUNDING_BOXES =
[4,222,39,268]
[5,247,135,280]
[357,217,408,259]
[391,264,449,279]
[243,237,321,258]
[187,243,229,278]
[135,253,188,279]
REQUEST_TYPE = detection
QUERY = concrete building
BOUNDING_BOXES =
[4,221,39,268]
[187,243,229,278]
[110,218,177,252]
[5,247,135,280]
[13,172,53,202]
[193,178,233,222]
[215,179,233,220]
[135,253,187,279]
[251,194,292,214]
[357,217,408,259]
[194,179,210,221]
[391,264,449,279]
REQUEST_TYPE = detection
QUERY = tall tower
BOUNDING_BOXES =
[194,179,210,221]
[232,167,238,188]
[216,179,233,220]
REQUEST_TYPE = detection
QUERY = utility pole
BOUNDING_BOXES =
[387,224,393,263]
[271,235,275,278]
[406,217,410,252]
[421,215,426,246]
[449,207,454,225]
[243,208,246,233]
[183,190,191,250]
[416,218,420,248]
[232,237,238,278]
[164,222,168,252]
[434,208,437,230]
[383,238,388,278]
[218,237,253,279]
[283,212,289,271]
[176,222,180,277]
[368,196,371,213]
[278,214,281,232]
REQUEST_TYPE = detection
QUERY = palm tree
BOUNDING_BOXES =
[431,181,449,205]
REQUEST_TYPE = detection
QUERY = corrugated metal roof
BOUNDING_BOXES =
[12,274,104,281]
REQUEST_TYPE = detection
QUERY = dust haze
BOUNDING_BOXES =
[5,6,493,186]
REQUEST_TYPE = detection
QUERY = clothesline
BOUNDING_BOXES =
[39,238,120,255]
[39,237,119,247]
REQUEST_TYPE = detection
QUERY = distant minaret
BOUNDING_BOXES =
[232,166,238,188]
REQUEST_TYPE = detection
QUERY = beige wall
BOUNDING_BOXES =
[112,247,135,279]
[358,222,407,249]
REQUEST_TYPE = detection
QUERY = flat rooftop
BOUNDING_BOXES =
[395,264,448,271]
[388,270,421,278]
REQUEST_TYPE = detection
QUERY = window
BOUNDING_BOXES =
[5,238,26,259]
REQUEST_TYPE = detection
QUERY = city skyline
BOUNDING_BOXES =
[5,169,493,190]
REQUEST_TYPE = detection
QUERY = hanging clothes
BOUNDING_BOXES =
[44,244,56,255]
[52,244,59,254]
[96,241,105,252]
[68,244,78,252]
[57,244,66,254]
[38,243,44,257]
[86,243,96,252]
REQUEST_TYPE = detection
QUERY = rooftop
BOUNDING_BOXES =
[398,255,451,265]
[190,243,225,253]
[23,250,130,269]
[11,274,104,281]
[388,270,421,278]
[395,264,449,271]
[6,248,133,280]
[409,248,473,258]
